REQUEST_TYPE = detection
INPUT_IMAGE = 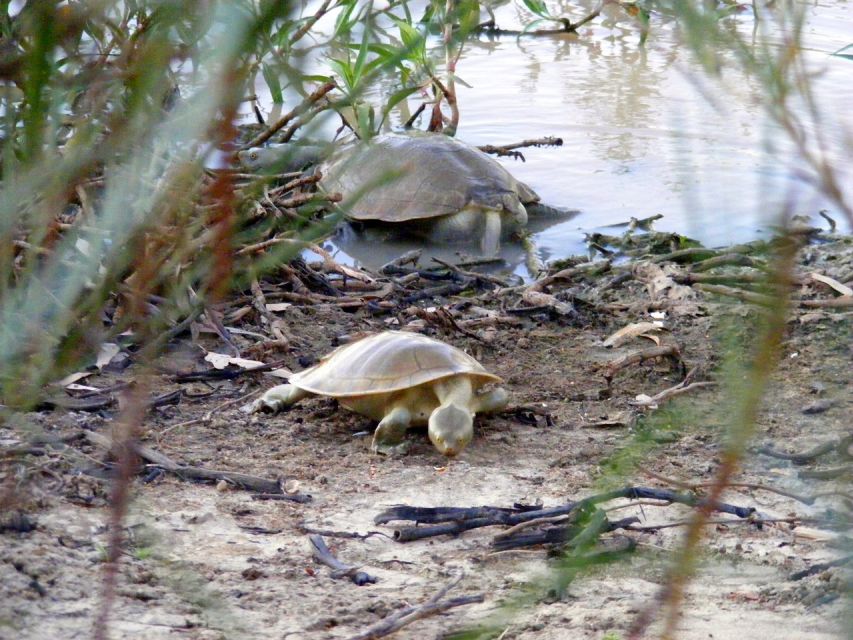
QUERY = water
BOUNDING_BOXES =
[247,0,853,275]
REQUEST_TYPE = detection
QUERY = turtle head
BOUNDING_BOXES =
[428,404,473,457]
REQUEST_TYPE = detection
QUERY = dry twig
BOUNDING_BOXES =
[344,574,482,640]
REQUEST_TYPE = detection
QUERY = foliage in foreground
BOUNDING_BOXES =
[0,1,850,638]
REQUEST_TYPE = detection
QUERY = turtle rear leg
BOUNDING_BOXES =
[372,406,412,456]
[251,384,312,414]
[473,387,509,414]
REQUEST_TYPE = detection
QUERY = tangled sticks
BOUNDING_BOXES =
[375,486,756,546]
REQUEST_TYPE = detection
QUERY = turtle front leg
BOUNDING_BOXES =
[481,209,502,256]
[473,387,509,414]
[251,384,312,414]
[371,406,412,456]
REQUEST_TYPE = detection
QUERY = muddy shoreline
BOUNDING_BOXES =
[1,229,851,639]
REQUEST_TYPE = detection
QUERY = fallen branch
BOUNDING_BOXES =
[344,574,482,640]
[650,248,720,264]
[240,82,337,150]
[798,465,853,480]
[477,0,602,36]
[375,487,754,542]
[790,554,853,581]
[299,525,390,541]
[626,515,810,532]
[641,469,852,506]
[528,261,609,293]
[798,295,853,309]
[603,345,683,383]
[492,514,640,551]
[309,535,377,586]
[476,136,563,161]
[756,434,852,465]
[81,430,310,498]
[171,359,289,383]
[251,492,313,504]
[689,253,763,272]
[693,283,776,306]
[630,381,715,408]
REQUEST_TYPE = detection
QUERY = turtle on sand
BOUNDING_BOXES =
[251,331,508,456]
[239,132,544,255]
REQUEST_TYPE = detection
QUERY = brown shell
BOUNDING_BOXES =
[319,132,539,222]
[290,332,501,397]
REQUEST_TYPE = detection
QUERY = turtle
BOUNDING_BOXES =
[238,132,541,255]
[320,132,540,255]
[237,141,333,174]
[251,331,508,456]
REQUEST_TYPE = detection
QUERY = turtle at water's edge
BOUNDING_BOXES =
[238,132,543,255]
[250,331,508,456]
[320,132,539,255]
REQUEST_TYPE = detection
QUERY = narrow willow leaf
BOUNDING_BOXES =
[521,0,552,19]
[262,63,284,104]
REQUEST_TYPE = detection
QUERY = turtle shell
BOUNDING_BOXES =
[290,331,501,397]
[319,132,539,222]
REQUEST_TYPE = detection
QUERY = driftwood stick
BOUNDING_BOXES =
[798,465,853,480]
[675,272,776,286]
[689,253,763,272]
[693,283,776,306]
[477,136,563,161]
[251,492,313,504]
[477,0,602,36]
[626,516,810,532]
[492,515,640,551]
[345,574,482,640]
[477,136,563,154]
[630,381,715,408]
[492,515,572,541]
[529,261,609,293]
[377,487,755,542]
[649,247,721,264]
[603,345,683,382]
[299,525,390,541]
[790,554,853,581]
[309,535,377,586]
[756,434,852,465]
[171,359,289,383]
[81,430,305,497]
[642,469,852,506]
[799,295,853,308]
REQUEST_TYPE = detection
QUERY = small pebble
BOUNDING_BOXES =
[809,381,827,395]
[802,399,835,415]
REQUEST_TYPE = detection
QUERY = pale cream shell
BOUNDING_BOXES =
[290,332,501,397]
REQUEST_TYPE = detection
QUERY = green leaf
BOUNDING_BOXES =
[449,72,473,89]
[328,56,355,90]
[831,43,853,60]
[394,18,425,58]
[380,85,420,122]
[352,21,372,86]
[334,0,360,37]
[521,0,552,19]
[519,17,550,36]
[261,64,283,104]
[355,102,375,138]
[457,0,481,34]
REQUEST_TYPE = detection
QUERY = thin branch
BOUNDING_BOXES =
[240,82,337,150]
[345,574,482,640]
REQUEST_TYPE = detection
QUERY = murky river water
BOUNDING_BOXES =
[248,0,853,275]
